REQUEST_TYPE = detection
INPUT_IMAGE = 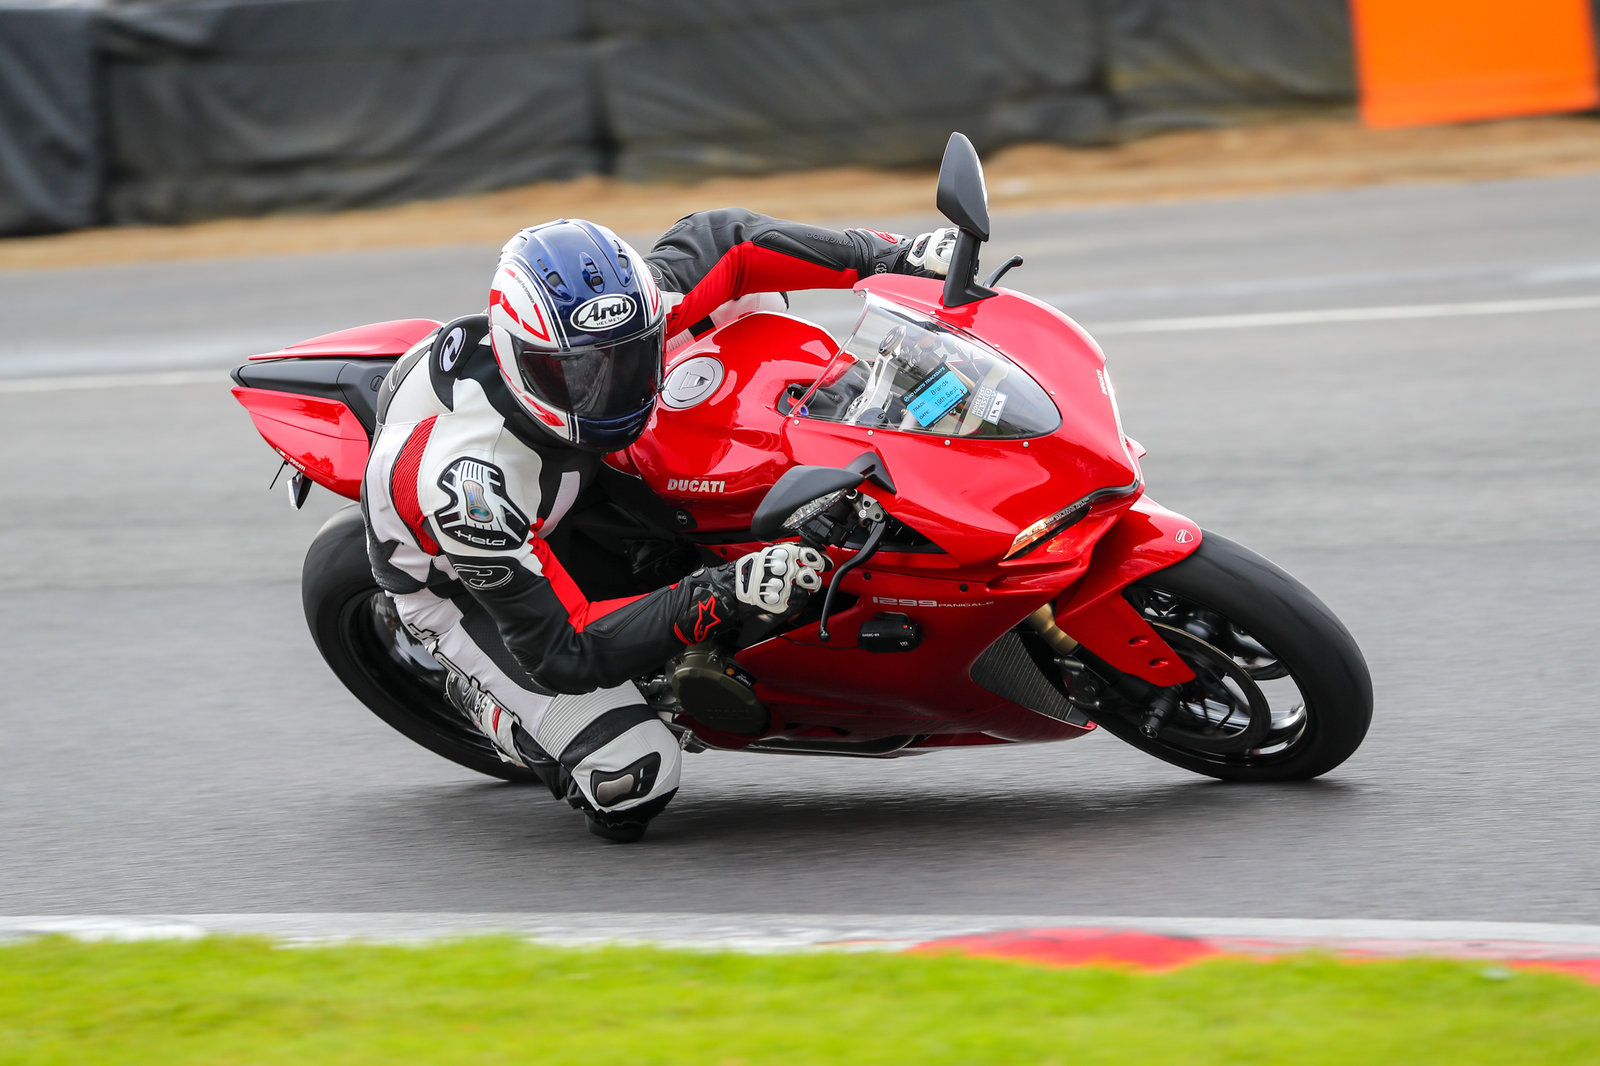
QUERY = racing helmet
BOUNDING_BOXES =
[487,219,666,451]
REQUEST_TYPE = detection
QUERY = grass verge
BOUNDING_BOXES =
[2,936,1598,1065]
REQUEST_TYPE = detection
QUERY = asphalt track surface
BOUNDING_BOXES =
[2,174,1597,922]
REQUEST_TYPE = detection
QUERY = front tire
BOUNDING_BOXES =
[301,506,542,784]
[1083,531,1373,781]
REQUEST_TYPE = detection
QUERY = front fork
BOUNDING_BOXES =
[1028,495,1205,737]
[1027,602,1184,738]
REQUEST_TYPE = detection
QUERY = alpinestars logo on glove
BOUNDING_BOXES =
[675,594,721,643]
[435,458,530,550]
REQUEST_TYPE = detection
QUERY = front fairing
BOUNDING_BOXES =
[781,275,1142,568]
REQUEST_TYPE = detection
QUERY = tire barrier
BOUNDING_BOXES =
[0,0,1593,236]
[1108,0,1355,132]
[0,2,101,235]
[97,0,600,226]
[594,0,1114,181]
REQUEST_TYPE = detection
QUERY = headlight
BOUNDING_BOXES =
[1005,481,1143,559]
[783,490,847,530]
[1006,501,1091,558]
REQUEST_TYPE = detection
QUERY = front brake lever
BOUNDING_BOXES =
[817,518,887,643]
[984,255,1024,288]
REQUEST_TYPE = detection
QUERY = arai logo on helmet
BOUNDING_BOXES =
[572,294,637,332]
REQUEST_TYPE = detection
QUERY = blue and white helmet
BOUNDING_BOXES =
[488,219,667,451]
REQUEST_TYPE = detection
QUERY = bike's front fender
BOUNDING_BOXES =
[1052,496,1202,686]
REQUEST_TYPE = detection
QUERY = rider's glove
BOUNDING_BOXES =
[669,545,828,645]
[672,566,737,645]
[734,543,829,614]
[904,227,958,277]
[847,226,957,279]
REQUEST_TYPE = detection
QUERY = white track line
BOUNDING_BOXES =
[1091,293,1600,334]
[5,913,1600,951]
[0,369,223,394]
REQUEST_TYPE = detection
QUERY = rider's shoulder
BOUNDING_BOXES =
[420,407,520,474]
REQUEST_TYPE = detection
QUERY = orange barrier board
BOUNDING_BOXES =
[1352,0,1600,127]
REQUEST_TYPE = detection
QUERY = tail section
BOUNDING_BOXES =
[230,319,438,501]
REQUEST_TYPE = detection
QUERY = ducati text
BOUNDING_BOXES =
[667,478,726,493]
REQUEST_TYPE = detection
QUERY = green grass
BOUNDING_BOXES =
[2,937,1597,1065]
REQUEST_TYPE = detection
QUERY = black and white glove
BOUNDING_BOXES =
[904,227,959,277]
[669,545,828,645]
[847,226,958,279]
[672,566,737,645]
[733,544,829,615]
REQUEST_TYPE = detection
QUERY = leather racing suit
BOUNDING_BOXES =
[360,210,924,833]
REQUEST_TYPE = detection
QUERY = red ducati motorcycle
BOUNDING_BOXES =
[231,134,1371,786]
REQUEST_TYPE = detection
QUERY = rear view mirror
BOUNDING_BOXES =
[935,132,996,308]
[935,131,990,240]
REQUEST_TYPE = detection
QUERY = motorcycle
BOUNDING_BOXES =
[231,133,1372,788]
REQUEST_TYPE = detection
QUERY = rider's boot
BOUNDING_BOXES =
[582,792,677,844]
[444,672,529,768]
[449,674,681,843]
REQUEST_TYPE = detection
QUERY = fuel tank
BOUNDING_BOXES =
[620,312,839,533]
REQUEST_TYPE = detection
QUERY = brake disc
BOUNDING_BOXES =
[1146,622,1274,755]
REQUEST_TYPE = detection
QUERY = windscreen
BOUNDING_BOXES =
[797,298,1060,440]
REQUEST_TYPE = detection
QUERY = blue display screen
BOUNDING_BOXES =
[902,369,967,426]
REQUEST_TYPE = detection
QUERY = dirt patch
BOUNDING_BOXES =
[5,114,1599,272]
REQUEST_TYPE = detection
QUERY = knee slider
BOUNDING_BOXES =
[590,752,661,809]
[556,705,681,815]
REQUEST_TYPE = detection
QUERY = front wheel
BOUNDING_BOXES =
[1079,532,1372,781]
[301,506,542,784]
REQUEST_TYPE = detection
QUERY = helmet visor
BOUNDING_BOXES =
[513,330,664,421]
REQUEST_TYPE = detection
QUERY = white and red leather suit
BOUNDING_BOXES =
[361,210,931,836]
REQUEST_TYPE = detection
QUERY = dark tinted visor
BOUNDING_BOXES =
[513,330,664,420]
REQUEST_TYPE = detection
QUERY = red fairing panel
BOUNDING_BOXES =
[230,386,369,499]
[1051,496,1202,686]
[250,318,440,361]
[735,568,1091,744]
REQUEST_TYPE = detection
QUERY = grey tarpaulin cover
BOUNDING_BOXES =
[1105,0,1355,129]
[596,0,1113,181]
[0,1,102,234]
[99,0,601,224]
[0,0,1417,236]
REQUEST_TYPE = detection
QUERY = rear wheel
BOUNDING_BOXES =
[1078,531,1372,781]
[301,506,542,784]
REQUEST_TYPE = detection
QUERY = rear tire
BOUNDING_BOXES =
[301,505,542,784]
[1084,531,1372,782]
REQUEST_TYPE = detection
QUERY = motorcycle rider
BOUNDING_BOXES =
[361,209,955,842]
